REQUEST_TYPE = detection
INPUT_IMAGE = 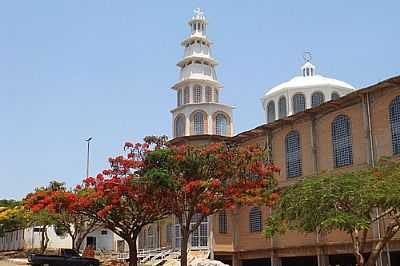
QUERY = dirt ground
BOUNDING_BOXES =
[0,260,23,266]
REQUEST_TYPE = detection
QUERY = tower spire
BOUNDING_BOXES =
[170,9,234,138]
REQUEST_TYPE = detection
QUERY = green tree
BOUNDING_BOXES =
[143,141,279,266]
[265,158,400,266]
[0,201,28,236]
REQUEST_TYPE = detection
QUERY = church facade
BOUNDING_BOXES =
[135,9,400,266]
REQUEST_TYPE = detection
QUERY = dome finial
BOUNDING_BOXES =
[193,8,205,20]
[303,51,312,62]
[301,52,315,77]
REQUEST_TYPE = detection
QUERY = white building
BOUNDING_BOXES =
[171,8,234,138]
[261,59,355,123]
[0,226,119,252]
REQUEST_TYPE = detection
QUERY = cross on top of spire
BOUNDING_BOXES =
[193,8,205,20]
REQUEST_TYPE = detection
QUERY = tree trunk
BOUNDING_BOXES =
[180,231,190,266]
[71,235,76,252]
[127,239,138,266]
[40,226,49,254]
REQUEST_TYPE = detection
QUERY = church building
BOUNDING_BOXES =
[141,8,400,266]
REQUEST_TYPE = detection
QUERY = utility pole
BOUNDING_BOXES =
[85,137,93,177]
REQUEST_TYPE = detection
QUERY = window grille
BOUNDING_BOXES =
[175,224,181,248]
[184,87,190,104]
[146,226,155,249]
[278,97,287,119]
[214,89,219,103]
[193,112,205,135]
[249,207,262,232]
[267,101,276,123]
[390,96,400,155]
[177,89,182,106]
[166,224,172,245]
[331,92,340,100]
[286,131,302,178]
[175,115,185,137]
[219,211,227,234]
[193,86,202,103]
[311,92,325,107]
[206,87,212,102]
[216,113,228,136]
[332,115,353,167]
[190,215,208,248]
[293,93,306,113]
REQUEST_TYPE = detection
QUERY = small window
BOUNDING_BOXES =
[205,87,212,102]
[218,211,227,234]
[286,131,302,178]
[311,92,325,107]
[332,115,353,168]
[331,92,340,100]
[249,207,262,232]
[184,87,190,104]
[193,86,202,103]
[215,113,228,136]
[278,97,287,119]
[267,101,276,123]
[293,93,306,113]
[101,230,108,235]
[390,96,400,155]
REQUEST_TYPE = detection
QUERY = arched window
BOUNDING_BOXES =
[175,115,185,137]
[193,86,202,103]
[278,97,287,119]
[177,89,182,107]
[293,93,306,113]
[311,92,325,107]
[332,115,353,168]
[286,131,302,178]
[184,87,190,104]
[390,96,400,155]
[331,92,340,100]
[214,89,219,103]
[193,111,205,135]
[205,87,212,102]
[215,113,228,136]
[267,101,276,123]
[218,211,227,234]
[249,207,262,232]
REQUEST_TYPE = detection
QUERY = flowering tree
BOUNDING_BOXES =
[265,158,400,266]
[0,201,27,237]
[142,142,280,266]
[24,181,98,252]
[75,141,171,266]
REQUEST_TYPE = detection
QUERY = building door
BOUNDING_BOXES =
[86,236,97,250]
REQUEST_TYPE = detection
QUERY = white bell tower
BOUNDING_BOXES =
[171,8,234,138]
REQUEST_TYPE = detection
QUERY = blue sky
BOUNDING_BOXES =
[0,1,399,199]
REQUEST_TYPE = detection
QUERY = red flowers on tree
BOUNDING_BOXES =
[74,140,171,266]
[142,141,280,266]
[23,181,98,252]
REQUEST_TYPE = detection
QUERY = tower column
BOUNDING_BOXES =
[170,8,234,138]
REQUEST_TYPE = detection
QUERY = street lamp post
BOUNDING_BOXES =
[85,137,93,178]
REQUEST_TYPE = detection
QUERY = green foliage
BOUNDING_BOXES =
[266,158,400,236]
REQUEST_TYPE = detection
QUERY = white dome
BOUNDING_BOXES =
[261,61,356,124]
[263,74,355,98]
